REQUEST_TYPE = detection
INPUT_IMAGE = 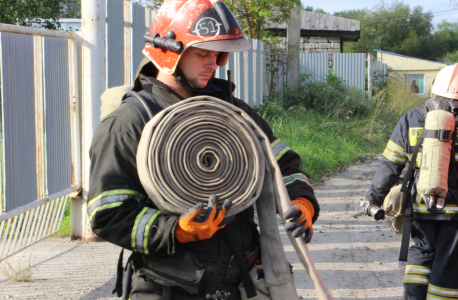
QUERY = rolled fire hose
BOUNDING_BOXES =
[137,96,333,300]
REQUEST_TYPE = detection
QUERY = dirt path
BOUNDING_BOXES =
[285,155,404,299]
[0,155,404,300]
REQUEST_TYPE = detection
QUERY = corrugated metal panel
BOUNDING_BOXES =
[333,53,365,91]
[216,61,227,80]
[253,39,261,106]
[235,51,244,100]
[300,53,328,82]
[372,59,386,85]
[43,37,72,195]
[214,38,266,107]
[132,3,146,81]
[0,32,37,211]
[269,47,287,94]
[377,51,448,71]
[245,39,252,106]
[107,0,124,88]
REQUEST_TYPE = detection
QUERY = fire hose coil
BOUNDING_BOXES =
[137,97,264,217]
[137,96,333,299]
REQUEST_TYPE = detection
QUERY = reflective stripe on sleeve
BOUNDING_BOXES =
[383,148,408,164]
[404,275,429,285]
[387,140,407,156]
[427,293,451,300]
[428,283,458,299]
[271,139,291,161]
[284,173,310,186]
[131,207,161,254]
[404,265,430,285]
[405,265,431,275]
[88,189,146,221]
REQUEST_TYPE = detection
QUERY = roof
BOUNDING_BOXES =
[374,49,452,66]
[269,11,361,42]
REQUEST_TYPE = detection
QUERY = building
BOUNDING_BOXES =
[269,11,361,54]
[58,19,82,31]
[375,49,451,96]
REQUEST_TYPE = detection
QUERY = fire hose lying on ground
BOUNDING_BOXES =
[137,96,333,299]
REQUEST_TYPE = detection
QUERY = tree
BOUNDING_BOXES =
[302,5,327,14]
[60,0,81,18]
[225,0,301,41]
[335,1,434,60]
[0,0,63,30]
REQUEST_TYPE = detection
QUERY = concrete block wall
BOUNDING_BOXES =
[276,36,342,54]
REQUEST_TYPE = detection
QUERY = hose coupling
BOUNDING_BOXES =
[361,200,385,221]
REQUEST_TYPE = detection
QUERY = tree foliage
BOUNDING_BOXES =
[302,5,327,15]
[225,0,300,41]
[334,1,458,62]
[335,1,434,60]
[0,0,62,30]
[60,0,81,18]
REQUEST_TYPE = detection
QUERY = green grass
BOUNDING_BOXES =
[52,200,70,238]
[263,108,389,182]
[258,75,425,182]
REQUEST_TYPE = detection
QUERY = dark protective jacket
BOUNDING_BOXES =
[87,62,319,294]
[365,101,458,221]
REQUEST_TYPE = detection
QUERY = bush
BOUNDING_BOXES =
[255,73,426,182]
[260,70,371,119]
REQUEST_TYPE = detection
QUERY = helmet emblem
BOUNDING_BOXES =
[193,17,222,39]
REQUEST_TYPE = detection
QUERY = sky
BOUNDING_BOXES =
[302,0,458,28]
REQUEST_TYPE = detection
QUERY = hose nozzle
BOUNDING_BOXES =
[361,201,385,221]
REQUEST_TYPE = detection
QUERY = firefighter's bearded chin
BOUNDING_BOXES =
[184,70,214,89]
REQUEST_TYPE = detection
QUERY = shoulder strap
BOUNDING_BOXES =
[398,129,424,268]
[122,90,160,125]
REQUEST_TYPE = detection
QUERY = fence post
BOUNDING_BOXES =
[124,1,132,85]
[286,5,301,91]
[368,52,372,100]
[80,0,106,242]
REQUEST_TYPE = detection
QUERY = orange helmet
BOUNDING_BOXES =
[143,0,250,75]
[431,64,458,100]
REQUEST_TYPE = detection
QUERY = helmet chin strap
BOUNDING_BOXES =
[174,66,214,93]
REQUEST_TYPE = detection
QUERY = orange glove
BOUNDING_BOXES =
[283,197,314,243]
[175,195,232,243]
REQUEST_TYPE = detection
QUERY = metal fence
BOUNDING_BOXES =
[333,53,366,91]
[371,59,388,86]
[269,52,367,94]
[301,53,328,83]
[215,38,267,107]
[0,24,81,261]
[106,0,154,88]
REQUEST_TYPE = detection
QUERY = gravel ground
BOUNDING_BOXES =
[0,155,405,300]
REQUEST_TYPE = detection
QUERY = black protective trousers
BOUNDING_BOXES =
[403,219,458,300]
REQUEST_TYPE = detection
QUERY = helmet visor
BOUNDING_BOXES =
[192,38,251,52]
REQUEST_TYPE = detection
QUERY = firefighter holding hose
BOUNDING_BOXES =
[364,65,458,300]
[87,0,320,299]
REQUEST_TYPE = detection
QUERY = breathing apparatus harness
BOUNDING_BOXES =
[397,98,458,267]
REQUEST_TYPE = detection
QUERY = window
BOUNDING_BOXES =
[406,74,425,95]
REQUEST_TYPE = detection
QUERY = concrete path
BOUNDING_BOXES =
[0,156,405,299]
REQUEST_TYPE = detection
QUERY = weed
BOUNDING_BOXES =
[0,256,37,282]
